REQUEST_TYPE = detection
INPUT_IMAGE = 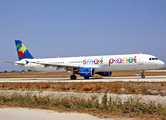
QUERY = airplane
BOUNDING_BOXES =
[3,40,165,79]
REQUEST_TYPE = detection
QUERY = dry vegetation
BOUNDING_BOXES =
[1,82,166,95]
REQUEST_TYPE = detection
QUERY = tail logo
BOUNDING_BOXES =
[15,40,34,60]
[16,43,27,59]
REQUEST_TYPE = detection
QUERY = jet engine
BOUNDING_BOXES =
[79,68,95,78]
[97,72,112,76]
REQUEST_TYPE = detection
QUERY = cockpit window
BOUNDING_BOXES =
[149,58,158,60]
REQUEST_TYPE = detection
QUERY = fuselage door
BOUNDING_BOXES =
[103,58,108,66]
[138,55,143,65]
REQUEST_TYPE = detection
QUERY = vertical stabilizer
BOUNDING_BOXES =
[15,40,34,60]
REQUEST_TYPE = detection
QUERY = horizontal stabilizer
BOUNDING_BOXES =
[2,61,14,64]
[2,61,25,66]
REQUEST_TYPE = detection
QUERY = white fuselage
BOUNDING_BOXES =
[13,54,165,73]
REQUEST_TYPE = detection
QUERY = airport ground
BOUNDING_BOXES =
[0,70,166,78]
[1,71,166,120]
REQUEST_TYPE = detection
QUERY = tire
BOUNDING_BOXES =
[141,76,145,78]
[84,77,89,79]
[70,75,77,80]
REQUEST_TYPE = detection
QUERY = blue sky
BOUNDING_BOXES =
[0,0,166,71]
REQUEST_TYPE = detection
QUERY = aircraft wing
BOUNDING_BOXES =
[33,62,100,71]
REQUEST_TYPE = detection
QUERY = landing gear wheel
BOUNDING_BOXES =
[70,75,77,80]
[84,77,89,79]
[141,70,145,79]
[141,75,145,78]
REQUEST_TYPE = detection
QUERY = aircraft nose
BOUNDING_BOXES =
[159,60,165,68]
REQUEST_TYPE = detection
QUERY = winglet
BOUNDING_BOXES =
[15,40,34,60]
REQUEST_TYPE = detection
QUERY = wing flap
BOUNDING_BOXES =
[30,62,101,71]
[37,62,101,68]
[34,62,80,71]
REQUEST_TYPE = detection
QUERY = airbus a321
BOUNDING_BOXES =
[3,40,165,79]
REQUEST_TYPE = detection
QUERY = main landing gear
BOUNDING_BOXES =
[70,69,78,80]
[141,70,145,78]
[70,75,90,80]
[84,77,89,79]
[70,74,77,80]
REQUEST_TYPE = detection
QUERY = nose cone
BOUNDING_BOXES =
[158,60,165,68]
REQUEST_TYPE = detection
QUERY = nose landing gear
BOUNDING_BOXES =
[141,70,145,78]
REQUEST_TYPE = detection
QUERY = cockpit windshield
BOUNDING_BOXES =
[149,58,158,60]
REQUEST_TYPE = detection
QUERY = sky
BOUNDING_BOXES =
[0,0,166,71]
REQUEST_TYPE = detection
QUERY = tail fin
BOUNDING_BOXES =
[15,40,34,60]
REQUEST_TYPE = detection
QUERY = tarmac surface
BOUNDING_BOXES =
[0,76,166,83]
[0,107,133,120]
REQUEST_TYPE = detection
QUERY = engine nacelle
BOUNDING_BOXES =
[97,72,112,76]
[79,68,95,77]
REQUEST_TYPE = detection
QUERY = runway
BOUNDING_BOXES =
[0,76,166,82]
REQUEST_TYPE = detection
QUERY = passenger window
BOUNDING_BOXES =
[149,58,151,60]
